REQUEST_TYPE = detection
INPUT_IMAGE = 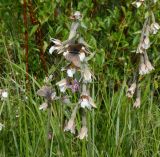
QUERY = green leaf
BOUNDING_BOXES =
[29,25,39,37]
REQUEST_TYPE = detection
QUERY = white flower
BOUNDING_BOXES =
[39,102,48,110]
[133,97,141,108]
[80,92,96,109]
[150,23,160,34]
[64,118,75,134]
[1,91,8,98]
[67,68,76,77]
[126,83,137,98]
[77,126,88,140]
[80,98,91,109]
[0,123,5,131]
[79,52,85,62]
[56,79,68,93]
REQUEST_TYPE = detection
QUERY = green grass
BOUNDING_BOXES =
[1,58,160,157]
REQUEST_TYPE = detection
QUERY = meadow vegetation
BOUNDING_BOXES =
[0,0,160,157]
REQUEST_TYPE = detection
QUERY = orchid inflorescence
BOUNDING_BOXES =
[37,11,96,140]
[127,1,160,108]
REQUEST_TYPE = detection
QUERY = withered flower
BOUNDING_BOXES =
[133,87,141,108]
[64,104,79,134]
[77,126,88,140]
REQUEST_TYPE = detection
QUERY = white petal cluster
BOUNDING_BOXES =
[79,92,96,109]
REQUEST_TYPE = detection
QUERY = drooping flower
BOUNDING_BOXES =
[64,104,79,134]
[79,91,96,109]
[81,65,92,83]
[133,86,141,108]
[64,118,76,134]
[150,22,160,34]
[143,52,154,72]
[133,97,141,108]
[77,126,88,140]
[139,53,154,75]
[126,82,137,98]
[63,50,81,67]
[37,86,56,101]
[63,44,89,67]
[136,24,150,54]
[139,57,148,75]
